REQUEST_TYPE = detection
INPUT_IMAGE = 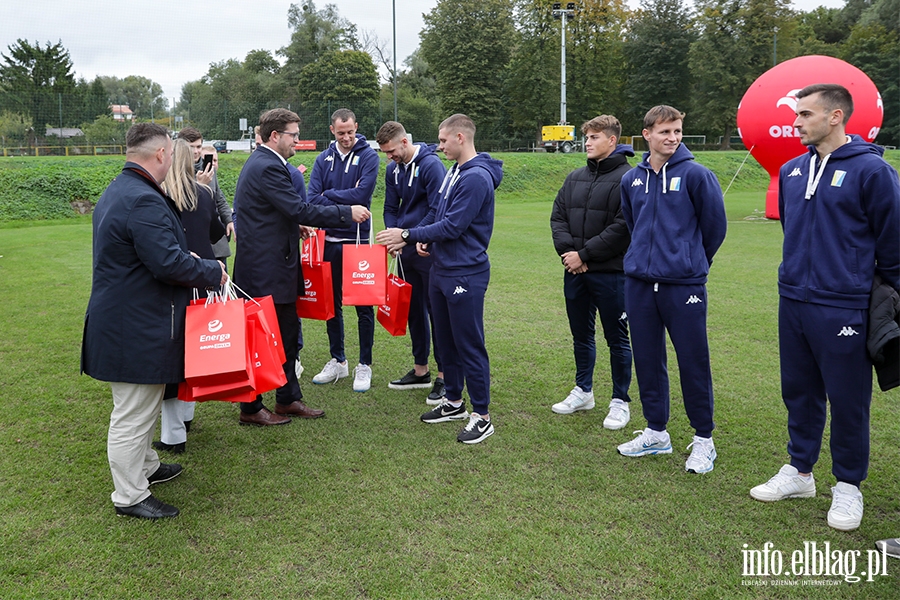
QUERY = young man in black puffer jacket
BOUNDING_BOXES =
[550,115,635,430]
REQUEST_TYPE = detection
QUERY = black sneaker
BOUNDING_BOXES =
[457,413,494,444]
[148,463,183,485]
[420,401,469,423]
[388,369,432,390]
[426,377,446,406]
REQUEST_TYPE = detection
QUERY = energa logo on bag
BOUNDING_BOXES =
[208,320,223,333]
[353,259,375,281]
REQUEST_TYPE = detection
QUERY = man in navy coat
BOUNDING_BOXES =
[82,123,226,519]
[233,108,371,425]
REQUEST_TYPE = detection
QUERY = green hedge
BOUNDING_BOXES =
[2,150,897,222]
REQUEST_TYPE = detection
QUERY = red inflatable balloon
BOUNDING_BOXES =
[737,55,883,219]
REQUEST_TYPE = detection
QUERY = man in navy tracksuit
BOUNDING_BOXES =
[750,84,900,531]
[617,105,727,474]
[377,114,503,444]
[375,121,448,404]
[307,108,380,392]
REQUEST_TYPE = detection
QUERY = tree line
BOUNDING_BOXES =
[1,0,897,148]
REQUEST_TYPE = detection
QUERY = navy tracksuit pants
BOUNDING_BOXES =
[429,268,491,416]
[564,271,632,401]
[779,297,872,487]
[323,241,375,365]
[399,246,442,370]
[625,277,715,438]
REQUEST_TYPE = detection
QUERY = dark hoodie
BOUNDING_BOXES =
[308,133,379,240]
[408,153,503,274]
[620,143,727,284]
[778,134,900,309]
[551,144,634,272]
[383,143,447,230]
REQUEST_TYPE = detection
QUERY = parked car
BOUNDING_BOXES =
[208,140,228,153]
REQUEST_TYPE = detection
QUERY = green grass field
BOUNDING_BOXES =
[0,155,898,598]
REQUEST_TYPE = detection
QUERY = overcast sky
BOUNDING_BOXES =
[3,0,846,105]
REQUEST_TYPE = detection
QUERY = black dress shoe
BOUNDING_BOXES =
[115,494,179,519]
[148,463,183,485]
[152,440,185,454]
[388,369,432,390]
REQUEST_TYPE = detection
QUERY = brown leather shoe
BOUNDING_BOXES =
[274,400,325,419]
[239,406,291,426]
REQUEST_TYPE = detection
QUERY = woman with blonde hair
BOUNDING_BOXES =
[153,138,225,454]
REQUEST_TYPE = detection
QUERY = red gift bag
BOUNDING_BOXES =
[296,260,335,320]
[377,258,412,336]
[343,227,387,306]
[245,295,286,364]
[245,309,288,393]
[178,380,256,403]
[184,297,250,387]
[300,229,325,264]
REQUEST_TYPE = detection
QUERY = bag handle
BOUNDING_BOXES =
[354,222,374,247]
[228,278,261,308]
[388,254,406,280]
[305,230,320,267]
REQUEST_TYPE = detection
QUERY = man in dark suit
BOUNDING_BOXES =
[233,108,371,426]
[82,123,226,519]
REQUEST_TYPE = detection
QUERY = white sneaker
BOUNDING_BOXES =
[603,399,630,430]
[312,358,349,384]
[685,436,716,473]
[617,428,672,457]
[827,482,863,531]
[750,464,816,502]
[295,357,304,379]
[353,364,372,392]
[551,387,595,414]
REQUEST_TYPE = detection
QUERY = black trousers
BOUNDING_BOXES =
[241,302,302,414]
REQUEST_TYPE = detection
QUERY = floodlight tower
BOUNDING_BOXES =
[552,2,576,126]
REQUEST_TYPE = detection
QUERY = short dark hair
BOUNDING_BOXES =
[126,123,169,153]
[796,83,854,124]
[439,114,476,137]
[643,105,685,131]
[375,121,407,145]
[259,108,301,144]
[331,108,356,125]
[582,115,621,139]
[177,126,202,143]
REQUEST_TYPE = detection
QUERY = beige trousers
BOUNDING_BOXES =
[108,382,165,507]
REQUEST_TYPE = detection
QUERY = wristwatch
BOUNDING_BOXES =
[401,229,410,241]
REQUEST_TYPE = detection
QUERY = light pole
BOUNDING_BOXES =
[392,0,398,122]
[773,26,778,67]
[552,3,576,126]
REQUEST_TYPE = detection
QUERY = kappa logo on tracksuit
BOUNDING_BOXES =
[631,178,643,187]
[788,168,803,177]
[685,295,703,305]
[453,286,467,295]
[837,326,860,337]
